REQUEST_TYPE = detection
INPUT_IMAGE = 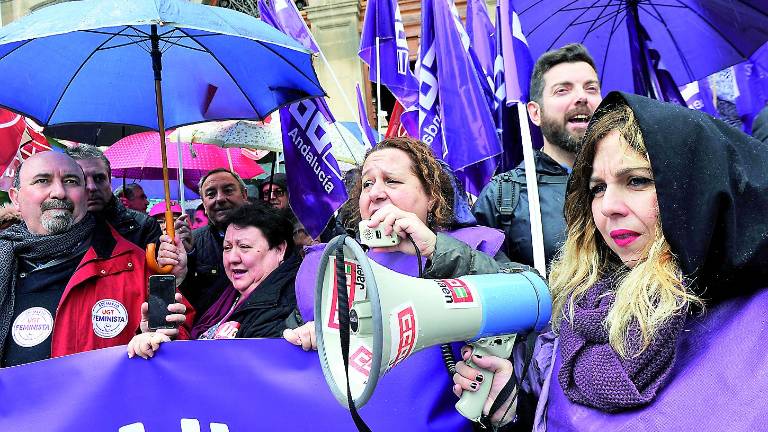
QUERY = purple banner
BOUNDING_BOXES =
[281,100,348,238]
[359,0,419,108]
[0,339,471,431]
[258,0,320,52]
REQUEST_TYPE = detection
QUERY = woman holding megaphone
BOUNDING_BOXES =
[285,137,535,430]
[455,92,768,431]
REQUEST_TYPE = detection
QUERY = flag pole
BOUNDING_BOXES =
[317,50,359,123]
[375,36,385,135]
[517,102,546,277]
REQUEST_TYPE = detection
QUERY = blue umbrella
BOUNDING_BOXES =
[516,0,768,98]
[0,0,324,272]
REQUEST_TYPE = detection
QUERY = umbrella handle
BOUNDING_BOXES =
[146,210,176,274]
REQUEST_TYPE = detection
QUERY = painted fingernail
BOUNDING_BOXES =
[476,373,484,383]
[474,354,483,359]
[470,382,478,390]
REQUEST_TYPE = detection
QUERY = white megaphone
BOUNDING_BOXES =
[315,236,552,423]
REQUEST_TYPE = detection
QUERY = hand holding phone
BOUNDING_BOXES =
[358,220,400,247]
[148,275,177,330]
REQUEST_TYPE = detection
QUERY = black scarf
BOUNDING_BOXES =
[0,214,96,351]
[593,92,768,302]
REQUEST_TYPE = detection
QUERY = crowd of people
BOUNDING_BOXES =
[0,42,766,431]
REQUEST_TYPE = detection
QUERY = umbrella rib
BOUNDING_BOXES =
[45,28,130,126]
[545,0,603,51]
[175,28,264,119]
[251,40,322,93]
[666,0,747,59]
[523,0,579,39]
[578,5,624,35]
[0,39,32,62]
[731,0,768,20]
[643,2,696,81]
[598,8,627,86]
[83,27,152,54]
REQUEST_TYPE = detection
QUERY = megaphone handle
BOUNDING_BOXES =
[455,336,516,423]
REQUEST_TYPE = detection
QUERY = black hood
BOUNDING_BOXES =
[596,92,768,300]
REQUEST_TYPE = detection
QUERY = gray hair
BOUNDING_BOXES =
[64,144,112,177]
[197,168,247,195]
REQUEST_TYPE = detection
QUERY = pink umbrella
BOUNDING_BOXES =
[104,131,264,186]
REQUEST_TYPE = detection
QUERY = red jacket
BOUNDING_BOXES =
[50,220,191,358]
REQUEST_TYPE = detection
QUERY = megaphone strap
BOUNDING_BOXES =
[482,332,539,431]
[334,235,373,432]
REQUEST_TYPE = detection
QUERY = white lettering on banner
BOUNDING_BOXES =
[421,116,441,147]
[287,101,343,194]
[394,6,410,76]
[118,419,230,432]
[418,42,441,148]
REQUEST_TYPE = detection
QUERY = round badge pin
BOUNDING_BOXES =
[91,299,129,338]
[11,307,54,347]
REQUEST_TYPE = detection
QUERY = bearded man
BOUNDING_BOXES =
[0,152,188,367]
[473,43,603,267]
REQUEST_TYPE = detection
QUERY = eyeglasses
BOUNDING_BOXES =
[262,188,286,199]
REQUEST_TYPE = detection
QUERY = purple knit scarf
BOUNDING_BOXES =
[557,275,687,412]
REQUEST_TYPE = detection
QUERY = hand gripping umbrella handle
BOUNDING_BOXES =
[146,209,176,274]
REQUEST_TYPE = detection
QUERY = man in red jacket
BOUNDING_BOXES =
[0,151,189,367]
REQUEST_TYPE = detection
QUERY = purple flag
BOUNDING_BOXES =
[359,0,419,108]
[281,99,348,237]
[257,0,320,52]
[648,47,687,106]
[355,83,378,148]
[732,45,768,133]
[417,0,444,157]
[493,0,542,172]
[465,0,496,82]
[432,0,501,174]
[499,0,533,104]
[679,80,718,117]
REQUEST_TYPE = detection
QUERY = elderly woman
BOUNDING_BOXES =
[129,203,300,358]
[455,92,768,431]
[284,137,533,431]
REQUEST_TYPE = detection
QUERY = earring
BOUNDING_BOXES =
[426,211,436,228]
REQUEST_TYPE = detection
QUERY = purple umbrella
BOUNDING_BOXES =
[515,0,768,98]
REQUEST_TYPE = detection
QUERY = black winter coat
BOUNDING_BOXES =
[181,225,230,317]
[472,151,568,268]
[101,197,162,249]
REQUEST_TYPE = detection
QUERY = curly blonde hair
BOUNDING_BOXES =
[549,102,701,358]
[345,137,454,232]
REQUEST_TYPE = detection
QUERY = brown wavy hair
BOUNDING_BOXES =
[345,137,454,232]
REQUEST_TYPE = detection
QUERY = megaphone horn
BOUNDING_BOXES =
[315,235,552,423]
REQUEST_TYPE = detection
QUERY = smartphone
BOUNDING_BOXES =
[358,220,400,247]
[148,275,177,330]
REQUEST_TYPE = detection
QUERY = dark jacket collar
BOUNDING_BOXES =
[90,218,118,259]
[515,150,570,176]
